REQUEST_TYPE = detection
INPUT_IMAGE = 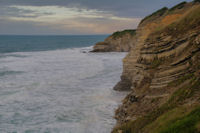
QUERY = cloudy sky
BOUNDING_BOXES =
[0,0,192,35]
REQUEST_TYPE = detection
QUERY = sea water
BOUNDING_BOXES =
[0,35,127,133]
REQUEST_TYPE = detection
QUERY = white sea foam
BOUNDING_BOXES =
[0,48,127,133]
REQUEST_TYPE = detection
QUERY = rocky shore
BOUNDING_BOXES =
[93,1,200,133]
[91,30,136,52]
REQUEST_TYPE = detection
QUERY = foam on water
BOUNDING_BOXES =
[0,47,127,133]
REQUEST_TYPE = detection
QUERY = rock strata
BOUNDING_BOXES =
[111,1,200,133]
[91,30,136,52]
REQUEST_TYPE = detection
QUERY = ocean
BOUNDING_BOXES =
[0,35,127,133]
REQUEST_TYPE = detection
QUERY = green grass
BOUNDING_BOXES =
[149,3,200,37]
[169,1,187,12]
[113,76,200,133]
[166,75,199,109]
[165,6,200,36]
[140,7,168,24]
[160,106,200,133]
[111,30,136,39]
[143,106,199,133]
[168,81,197,104]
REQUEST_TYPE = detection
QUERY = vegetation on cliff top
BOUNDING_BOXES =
[140,0,198,25]
[111,30,136,39]
[147,2,200,38]
[92,29,136,52]
[140,7,168,24]
[169,1,187,12]
[165,5,200,36]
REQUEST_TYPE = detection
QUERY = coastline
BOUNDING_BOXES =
[0,36,126,133]
[92,1,200,133]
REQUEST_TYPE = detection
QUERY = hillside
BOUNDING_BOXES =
[112,1,200,133]
[91,30,136,52]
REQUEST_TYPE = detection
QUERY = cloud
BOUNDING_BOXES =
[0,0,193,34]
[0,0,193,17]
[0,5,54,19]
[57,16,141,34]
[0,5,141,35]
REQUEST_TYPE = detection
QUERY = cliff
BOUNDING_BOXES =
[112,1,200,133]
[91,30,136,52]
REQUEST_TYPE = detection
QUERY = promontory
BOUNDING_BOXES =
[93,1,200,133]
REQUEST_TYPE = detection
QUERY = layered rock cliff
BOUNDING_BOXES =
[91,30,136,52]
[112,1,200,133]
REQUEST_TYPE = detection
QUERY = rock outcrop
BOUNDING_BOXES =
[112,1,200,133]
[91,30,136,52]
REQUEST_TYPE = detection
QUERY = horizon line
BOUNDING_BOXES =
[0,34,110,36]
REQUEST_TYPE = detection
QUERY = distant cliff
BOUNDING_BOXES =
[111,1,200,133]
[91,30,136,52]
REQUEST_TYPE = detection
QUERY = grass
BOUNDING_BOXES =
[144,106,199,133]
[169,1,187,12]
[140,7,168,24]
[168,79,198,104]
[165,5,200,37]
[196,122,200,131]
[112,30,136,39]
[148,3,200,38]
[164,74,199,110]
[112,75,200,133]
[160,106,200,133]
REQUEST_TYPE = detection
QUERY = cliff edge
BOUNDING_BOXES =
[91,30,136,52]
[112,1,200,133]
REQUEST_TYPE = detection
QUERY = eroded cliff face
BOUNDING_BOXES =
[114,1,195,91]
[91,30,136,52]
[113,1,200,133]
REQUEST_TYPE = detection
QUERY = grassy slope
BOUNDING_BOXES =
[140,7,168,24]
[164,4,200,37]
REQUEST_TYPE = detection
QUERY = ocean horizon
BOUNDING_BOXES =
[0,35,108,53]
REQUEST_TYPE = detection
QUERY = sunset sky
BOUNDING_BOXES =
[0,0,192,35]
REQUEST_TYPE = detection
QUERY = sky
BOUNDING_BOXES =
[0,0,192,35]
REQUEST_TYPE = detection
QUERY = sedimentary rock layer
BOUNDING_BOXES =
[112,1,200,133]
[91,30,136,52]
